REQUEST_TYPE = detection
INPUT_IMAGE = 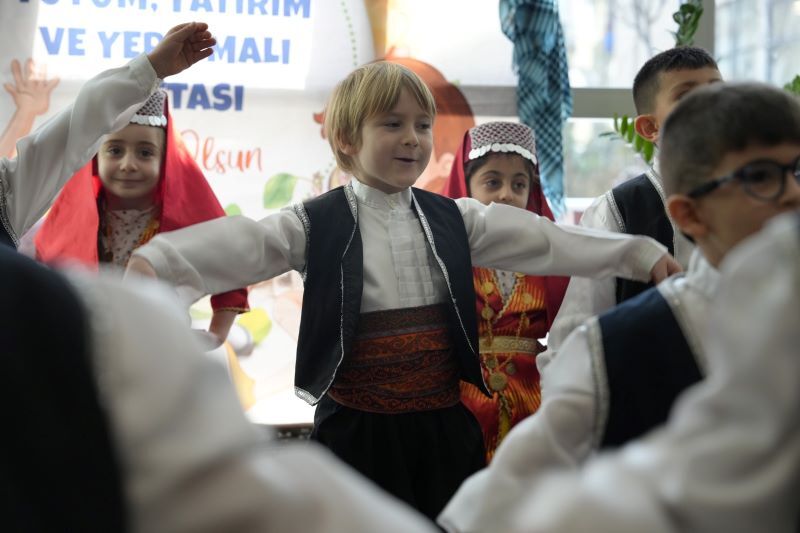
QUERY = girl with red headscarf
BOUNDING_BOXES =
[35,89,248,343]
[443,121,568,461]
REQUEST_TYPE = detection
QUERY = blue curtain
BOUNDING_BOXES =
[500,0,572,216]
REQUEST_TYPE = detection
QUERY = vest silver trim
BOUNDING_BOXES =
[586,318,611,449]
[604,189,626,233]
[410,190,490,393]
[0,178,19,247]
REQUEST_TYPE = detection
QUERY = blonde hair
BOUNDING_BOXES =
[324,61,437,172]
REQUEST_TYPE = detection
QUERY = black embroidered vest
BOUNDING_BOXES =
[609,173,674,304]
[0,248,127,531]
[292,184,489,405]
[596,286,702,448]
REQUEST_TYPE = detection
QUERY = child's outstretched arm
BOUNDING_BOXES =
[126,210,307,308]
[458,198,680,283]
[0,22,215,245]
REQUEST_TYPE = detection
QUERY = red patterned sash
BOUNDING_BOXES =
[328,304,461,413]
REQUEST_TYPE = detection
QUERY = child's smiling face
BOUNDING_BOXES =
[346,88,433,194]
[98,123,165,209]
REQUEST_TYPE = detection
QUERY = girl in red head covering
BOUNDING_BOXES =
[35,89,248,343]
[443,121,568,461]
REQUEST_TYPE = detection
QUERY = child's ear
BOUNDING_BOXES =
[634,114,659,143]
[336,134,358,156]
[666,195,708,241]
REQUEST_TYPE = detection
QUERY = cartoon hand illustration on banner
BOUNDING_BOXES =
[1,58,60,158]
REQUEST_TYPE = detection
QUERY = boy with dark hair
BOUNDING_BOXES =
[546,46,722,358]
[439,81,800,533]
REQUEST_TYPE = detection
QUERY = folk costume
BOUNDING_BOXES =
[442,122,568,460]
[439,249,718,533]
[0,54,160,250]
[545,159,695,360]
[34,90,248,313]
[445,213,800,533]
[131,159,668,517]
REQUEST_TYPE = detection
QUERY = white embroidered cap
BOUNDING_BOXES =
[467,121,537,166]
[130,89,168,128]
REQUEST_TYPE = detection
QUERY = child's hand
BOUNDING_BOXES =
[209,309,237,346]
[649,254,682,284]
[124,256,158,280]
[147,22,216,79]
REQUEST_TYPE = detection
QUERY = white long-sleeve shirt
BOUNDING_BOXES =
[66,269,437,533]
[438,250,718,533]
[447,212,800,533]
[544,164,693,365]
[132,179,667,313]
[0,53,159,245]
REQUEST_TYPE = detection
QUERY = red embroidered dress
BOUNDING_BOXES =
[461,268,549,459]
[443,122,568,461]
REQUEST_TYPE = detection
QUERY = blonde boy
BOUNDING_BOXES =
[127,61,677,518]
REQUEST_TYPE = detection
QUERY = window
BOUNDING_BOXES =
[716,0,800,85]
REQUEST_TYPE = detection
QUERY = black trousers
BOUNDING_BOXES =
[312,395,486,520]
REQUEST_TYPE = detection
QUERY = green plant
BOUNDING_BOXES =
[599,114,655,164]
[785,75,800,96]
[673,0,704,46]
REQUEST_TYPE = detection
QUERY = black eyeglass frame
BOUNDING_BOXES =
[686,155,800,201]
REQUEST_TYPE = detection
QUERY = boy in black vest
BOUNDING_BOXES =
[127,61,678,519]
[0,22,215,250]
[546,46,722,358]
[439,82,800,533]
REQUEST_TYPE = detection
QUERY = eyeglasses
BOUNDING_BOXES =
[687,155,800,202]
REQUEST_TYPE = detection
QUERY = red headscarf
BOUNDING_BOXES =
[36,92,248,312]
[443,123,568,328]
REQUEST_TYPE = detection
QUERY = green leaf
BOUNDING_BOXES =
[620,115,629,136]
[263,173,299,209]
[225,203,242,216]
[642,140,655,164]
[626,126,636,143]
[784,75,800,96]
[634,132,644,151]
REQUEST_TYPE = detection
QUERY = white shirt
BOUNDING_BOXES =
[447,213,800,533]
[68,270,437,533]
[438,250,719,533]
[132,179,667,315]
[0,53,159,245]
[544,163,693,365]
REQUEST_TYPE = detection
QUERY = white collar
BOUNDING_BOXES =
[350,178,412,211]
[685,249,720,300]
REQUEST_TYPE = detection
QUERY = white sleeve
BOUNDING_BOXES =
[456,197,665,281]
[502,214,800,533]
[131,209,307,306]
[73,273,436,533]
[0,54,159,241]
[542,195,620,361]
[438,325,598,533]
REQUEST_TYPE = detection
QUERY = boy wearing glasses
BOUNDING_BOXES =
[439,81,800,533]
